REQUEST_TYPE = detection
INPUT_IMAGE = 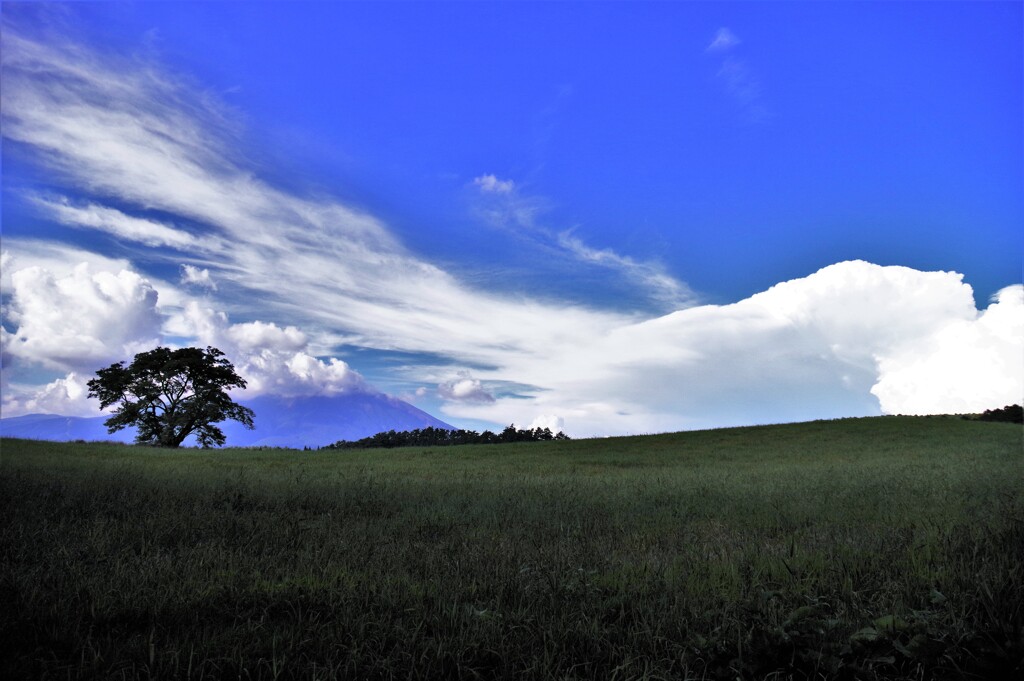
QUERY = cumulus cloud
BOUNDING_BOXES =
[3,263,163,371]
[527,414,564,433]
[707,27,740,52]
[1,372,100,418]
[1,239,192,311]
[0,255,369,413]
[241,350,365,397]
[226,319,306,353]
[180,264,217,290]
[2,241,130,291]
[473,174,515,194]
[872,285,1024,414]
[439,262,1023,436]
[438,373,496,404]
[175,302,368,397]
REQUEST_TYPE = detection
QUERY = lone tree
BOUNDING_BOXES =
[87,346,255,448]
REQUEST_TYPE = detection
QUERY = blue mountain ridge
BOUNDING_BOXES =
[0,392,454,448]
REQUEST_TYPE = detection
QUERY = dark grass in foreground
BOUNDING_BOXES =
[1,417,1021,680]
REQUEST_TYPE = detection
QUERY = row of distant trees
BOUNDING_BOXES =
[325,425,570,450]
[974,404,1023,424]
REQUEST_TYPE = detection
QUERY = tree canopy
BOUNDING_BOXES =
[977,404,1023,424]
[87,346,255,448]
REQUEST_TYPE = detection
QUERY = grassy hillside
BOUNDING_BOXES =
[1,417,1021,680]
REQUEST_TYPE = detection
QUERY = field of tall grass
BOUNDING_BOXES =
[1,416,1021,680]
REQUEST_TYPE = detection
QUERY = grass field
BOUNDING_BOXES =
[1,417,1021,680]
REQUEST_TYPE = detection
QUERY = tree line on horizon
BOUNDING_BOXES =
[324,424,570,450]
[973,404,1023,423]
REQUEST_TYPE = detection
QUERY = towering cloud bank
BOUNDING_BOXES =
[439,262,1023,435]
[872,285,1024,414]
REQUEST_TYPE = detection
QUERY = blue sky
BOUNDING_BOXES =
[1,2,1021,436]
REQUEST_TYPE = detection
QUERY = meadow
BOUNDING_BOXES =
[1,416,1021,680]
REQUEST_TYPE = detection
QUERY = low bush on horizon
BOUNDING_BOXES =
[1,416,1021,680]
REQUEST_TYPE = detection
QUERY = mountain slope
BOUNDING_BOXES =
[0,392,453,448]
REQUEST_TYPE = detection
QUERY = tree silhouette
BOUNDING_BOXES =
[87,346,255,448]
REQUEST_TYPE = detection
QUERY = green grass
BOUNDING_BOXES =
[1,416,1021,680]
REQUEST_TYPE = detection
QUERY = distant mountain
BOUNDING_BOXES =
[221,393,455,448]
[0,412,125,443]
[0,392,454,449]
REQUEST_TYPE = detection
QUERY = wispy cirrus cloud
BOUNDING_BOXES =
[471,173,696,311]
[3,24,621,368]
[31,195,215,251]
[473,174,515,194]
[0,24,629,395]
[707,27,740,52]
[556,232,695,310]
[705,27,769,124]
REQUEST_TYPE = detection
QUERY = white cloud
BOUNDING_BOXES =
[438,373,496,404]
[242,350,365,397]
[872,285,1024,414]
[226,319,306,353]
[1,372,101,418]
[0,239,192,310]
[32,196,207,250]
[1,240,132,290]
[472,178,694,310]
[180,264,217,290]
[707,27,740,52]
[557,231,695,309]
[0,256,369,412]
[705,28,768,124]
[527,414,564,433]
[440,262,1022,436]
[2,27,681,359]
[3,263,163,371]
[473,174,515,194]
[176,302,368,397]
[718,58,761,105]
